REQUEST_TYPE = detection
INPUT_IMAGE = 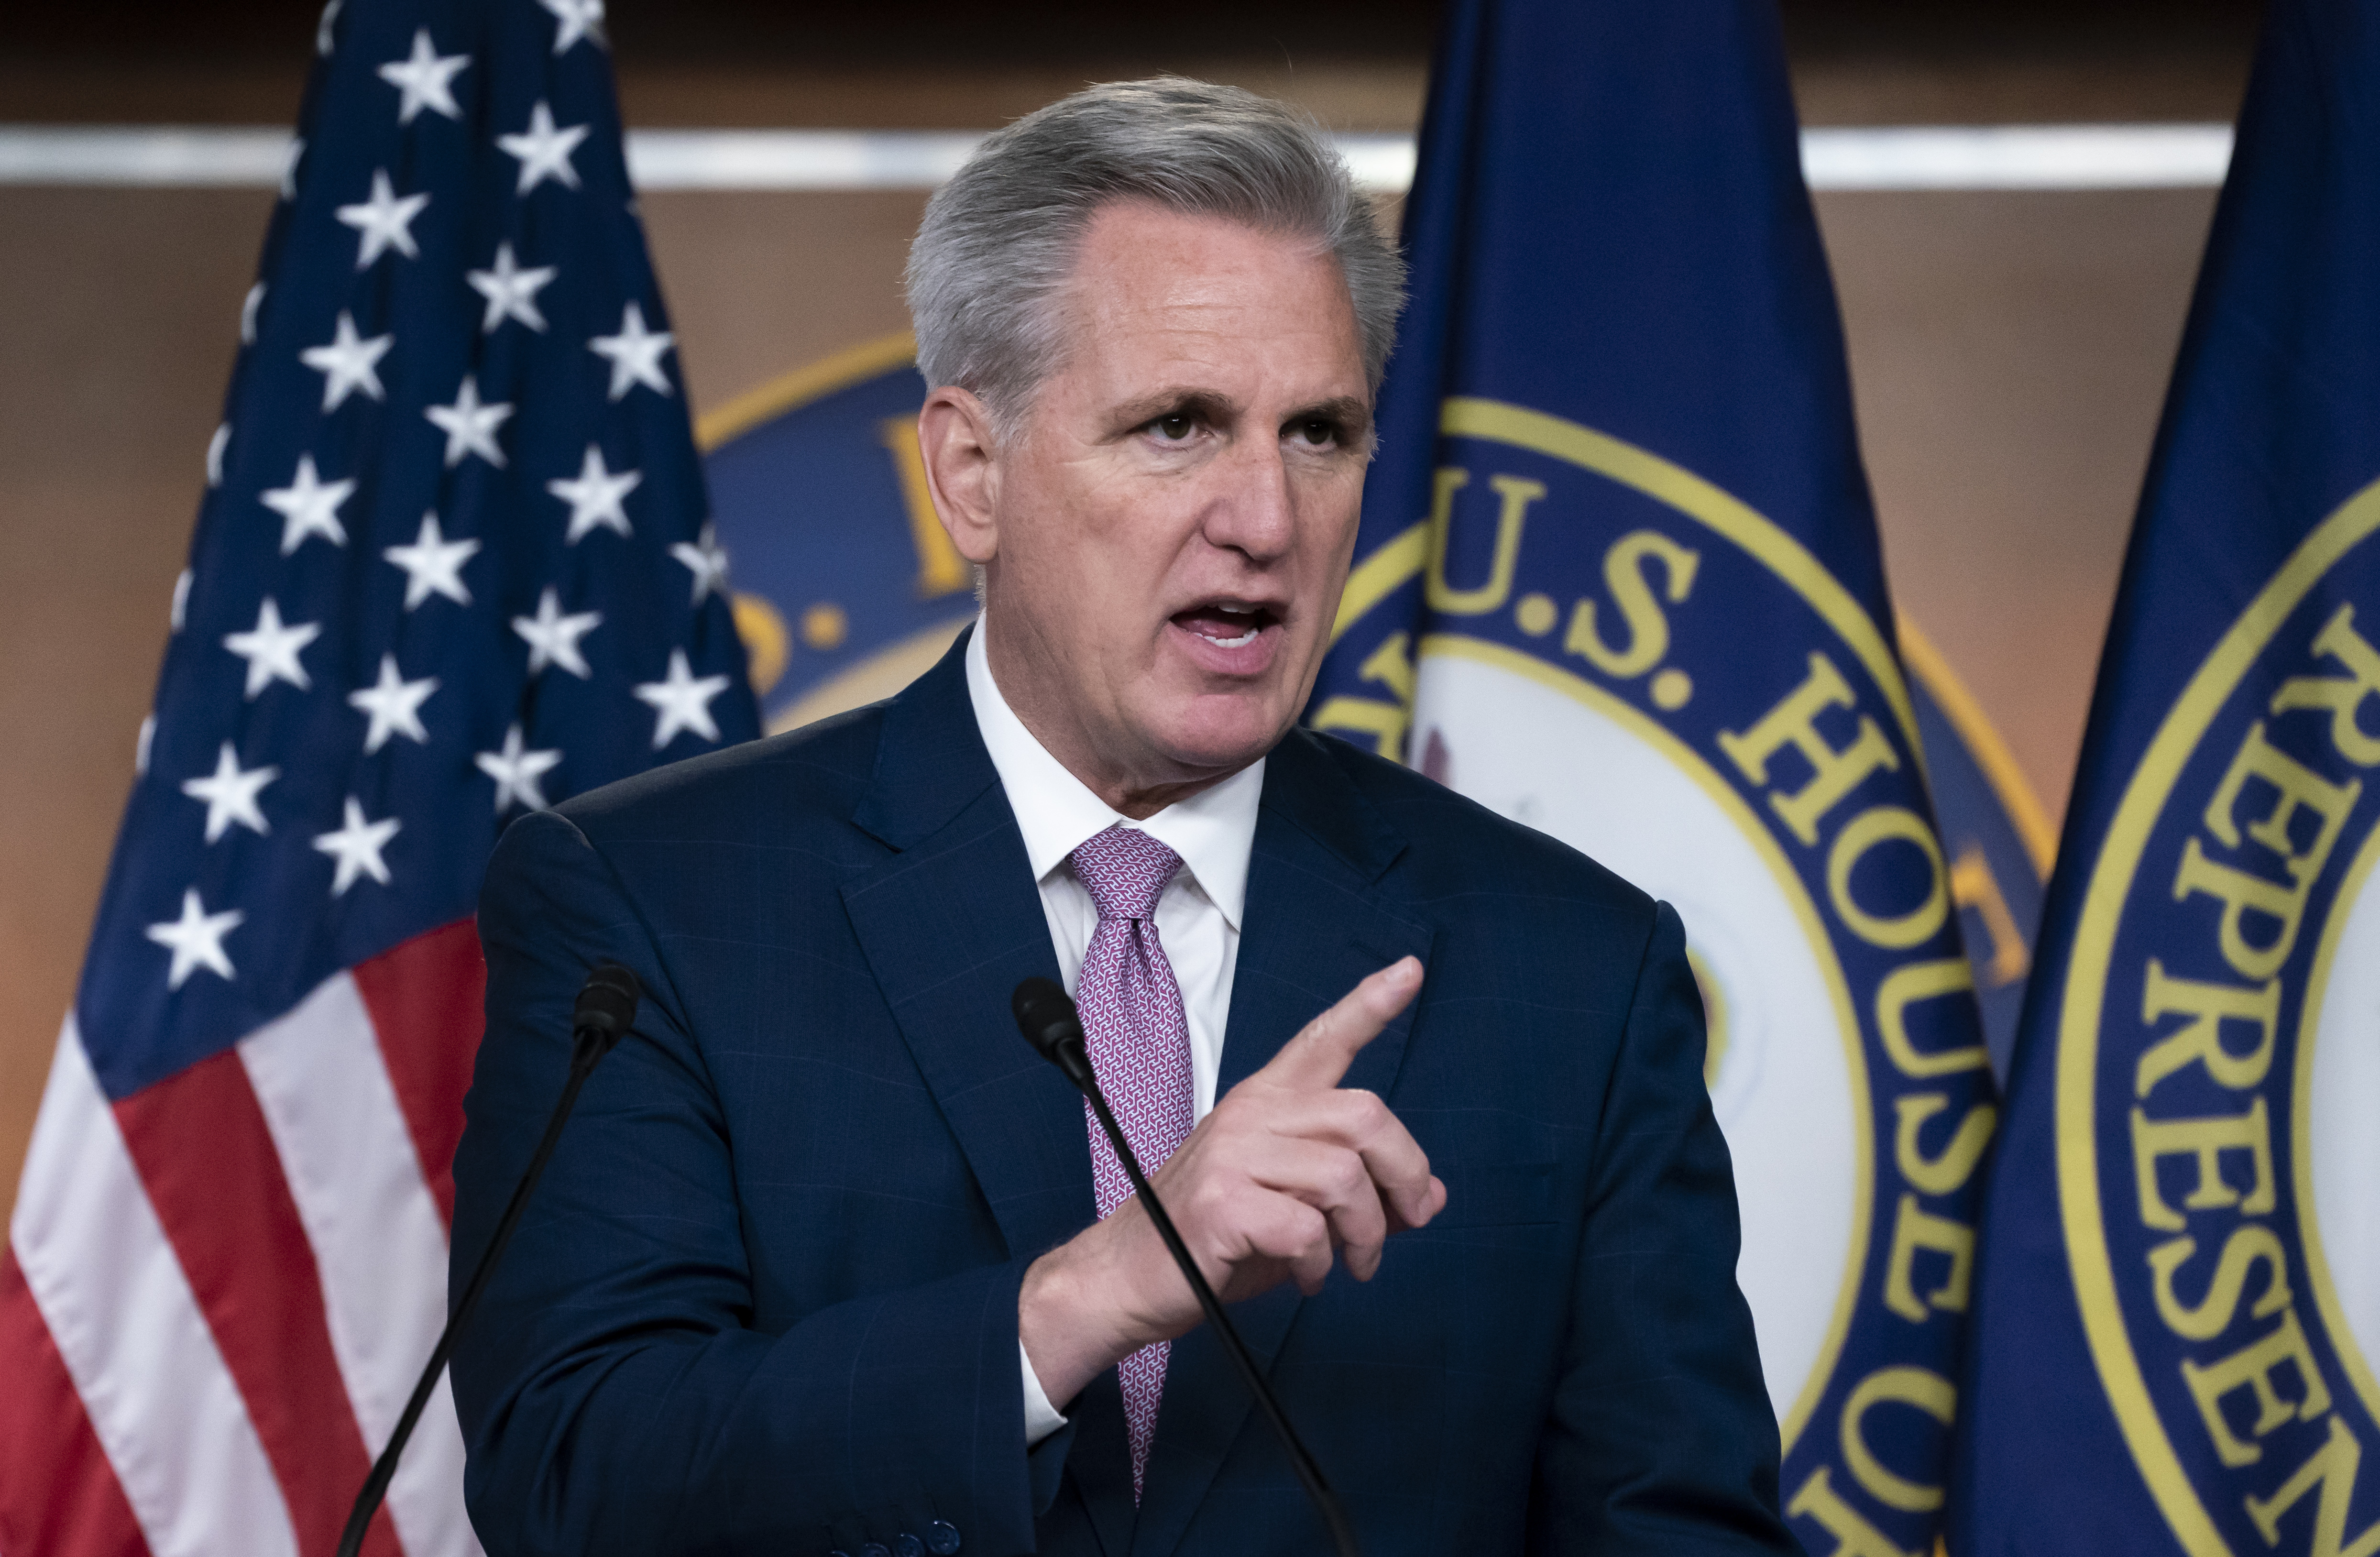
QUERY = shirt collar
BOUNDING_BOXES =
[965,615,1262,932]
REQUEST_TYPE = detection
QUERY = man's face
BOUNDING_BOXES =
[943,200,1373,808]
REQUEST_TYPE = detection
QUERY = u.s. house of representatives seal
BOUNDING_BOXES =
[2059,478,2380,1557]
[1315,397,1996,1556]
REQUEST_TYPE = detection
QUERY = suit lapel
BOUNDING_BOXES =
[842,634,1157,1555]
[1130,731,1436,1557]
[845,672,1433,1554]
[839,628,1094,1266]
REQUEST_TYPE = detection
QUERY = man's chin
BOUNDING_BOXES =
[1145,693,1300,779]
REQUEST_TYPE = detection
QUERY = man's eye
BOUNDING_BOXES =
[1152,415,1195,441]
[1290,419,1338,447]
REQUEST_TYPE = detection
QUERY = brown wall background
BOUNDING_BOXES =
[0,0,2257,1216]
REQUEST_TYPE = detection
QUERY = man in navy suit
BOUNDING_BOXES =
[451,77,1794,1557]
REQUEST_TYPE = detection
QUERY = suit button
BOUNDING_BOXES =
[858,1546,889,1557]
[895,1537,924,1557]
[926,1522,961,1554]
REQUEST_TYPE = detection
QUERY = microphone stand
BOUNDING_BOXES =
[333,962,642,1557]
[1012,978,1360,1557]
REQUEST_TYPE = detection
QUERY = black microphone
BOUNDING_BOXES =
[1011,977,1360,1557]
[335,960,643,1557]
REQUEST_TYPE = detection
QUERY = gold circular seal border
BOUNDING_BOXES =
[1378,396,1928,1455]
[2292,794,2380,1431]
[1373,395,1919,1458]
[2056,474,2380,1557]
[1419,633,1871,1457]
[1330,397,1928,774]
[694,329,918,452]
[690,332,983,736]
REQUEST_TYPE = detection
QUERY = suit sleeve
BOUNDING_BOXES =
[1528,900,1799,1556]
[450,809,1072,1557]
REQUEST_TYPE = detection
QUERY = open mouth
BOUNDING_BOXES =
[1171,601,1281,650]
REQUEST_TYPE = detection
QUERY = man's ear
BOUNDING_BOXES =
[917,386,1002,566]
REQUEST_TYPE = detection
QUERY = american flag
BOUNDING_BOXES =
[0,1,757,1552]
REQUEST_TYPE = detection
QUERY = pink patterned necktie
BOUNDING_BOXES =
[1068,823,1196,1502]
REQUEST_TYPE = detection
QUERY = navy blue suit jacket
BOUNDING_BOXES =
[451,631,1793,1557]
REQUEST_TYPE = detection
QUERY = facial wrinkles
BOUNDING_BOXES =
[984,204,1367,806]
[1097,298,1340,422]
[1097,385,1338,633]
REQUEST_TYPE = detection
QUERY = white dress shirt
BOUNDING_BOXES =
[964,617,1264,1446]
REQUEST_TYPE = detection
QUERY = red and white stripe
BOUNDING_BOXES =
[0,921,486,1557]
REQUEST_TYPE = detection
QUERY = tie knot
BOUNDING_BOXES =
[1069,825,1183,922]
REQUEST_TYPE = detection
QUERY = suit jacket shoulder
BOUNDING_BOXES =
[1283,724,1661,942]
[553,701,889,849]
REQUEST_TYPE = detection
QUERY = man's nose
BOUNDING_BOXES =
[1203,436,1296,561]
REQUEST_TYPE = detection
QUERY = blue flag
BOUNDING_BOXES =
[1953,4,2380,1552]
[1305,3,1994,1550]
[1901,625,2054,1081]
[0,0,754,1549]
[696,334,978,736]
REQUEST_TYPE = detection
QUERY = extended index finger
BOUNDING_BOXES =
[1257,957,1423,1092]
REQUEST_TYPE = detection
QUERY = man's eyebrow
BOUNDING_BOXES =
[1107,387,1239,434]
[1102,388,1375,444]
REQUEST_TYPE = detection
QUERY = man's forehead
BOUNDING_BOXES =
[1057,203,1365,393]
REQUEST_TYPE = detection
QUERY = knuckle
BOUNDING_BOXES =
[1261,1203,1322,1257]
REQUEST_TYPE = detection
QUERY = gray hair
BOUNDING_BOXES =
[905,77,1405,439]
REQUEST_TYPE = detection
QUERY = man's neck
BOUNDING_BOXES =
[980,620,1248,821]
